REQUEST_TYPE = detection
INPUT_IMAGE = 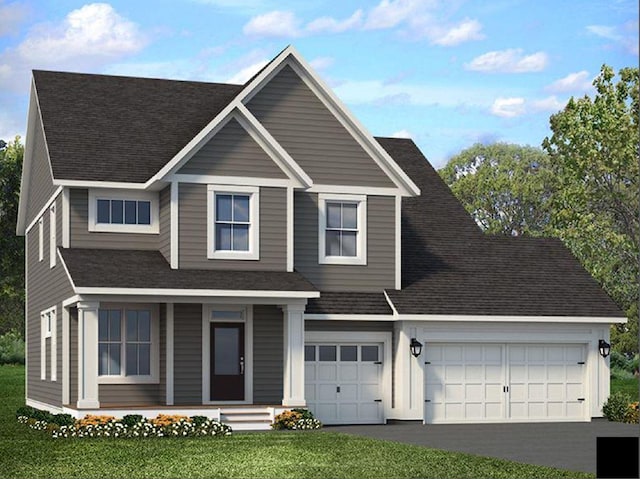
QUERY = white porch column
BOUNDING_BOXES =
[166,303,174,406]
[77,301,100,409]
[281,304,306,407]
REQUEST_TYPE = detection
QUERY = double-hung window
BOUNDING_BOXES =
[98,305,158,384]
[40,307,56,381]
[319,194,367,265]
[88,190,159,234]
[207,185,259,260]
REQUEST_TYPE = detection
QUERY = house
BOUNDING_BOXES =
[16,46,626,429]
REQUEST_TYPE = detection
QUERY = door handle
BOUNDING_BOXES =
[240,356,244,375]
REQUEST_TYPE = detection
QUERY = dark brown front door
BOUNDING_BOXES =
[210,323,245,401]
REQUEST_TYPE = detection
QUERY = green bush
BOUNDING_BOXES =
[292,408,315,420]
[50,414,75,426]
[0,330,25,365]
[611,366,635,380]
[611,351,632,371]
[190,415,208,426]
[121,414,144,426]
[603,391,633,422]
[15,405,37,419]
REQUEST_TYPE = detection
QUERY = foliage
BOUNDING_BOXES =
[611,377,639,402]
[439,143,554,237]
[16,409,233,439]
[625,402,639,424]
[272,409,322,430]
[0,329,25,364]
[0,137,25,337]
[602,391,633,422]
[611,366,635,380]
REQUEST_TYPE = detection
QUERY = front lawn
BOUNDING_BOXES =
[611,376,639,401]
[0,365,591,478]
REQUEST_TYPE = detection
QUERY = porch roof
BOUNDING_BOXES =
[59,248,318,293]
[306,292,393,315]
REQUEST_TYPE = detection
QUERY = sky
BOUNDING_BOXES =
[0,0,637,169]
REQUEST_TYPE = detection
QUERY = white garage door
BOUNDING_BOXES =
[305,343,384,425]
[424,343,587,423]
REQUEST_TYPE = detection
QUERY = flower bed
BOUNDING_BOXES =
[602,393,640,424]
[272,408,322,430]
[16,407,232,438]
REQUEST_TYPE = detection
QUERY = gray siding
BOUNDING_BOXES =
[305,321,394,332]
[26,194,74,407]
[99,383,161,407]
[179,183,287,270]
[247,65,395,188]
[159,186,171,263]
[69,189,159,250]
[294,192,396,291]
[178,118,287,179]
[25,113,57,225]
[173,303,202,405]
[253,305,283,404]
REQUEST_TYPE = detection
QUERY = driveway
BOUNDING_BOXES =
[327,419,640,475]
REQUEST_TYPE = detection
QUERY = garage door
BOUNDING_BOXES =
[305,343,384,425]
[424,343,586,423]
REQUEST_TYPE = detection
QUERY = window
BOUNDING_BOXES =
[88,190,159,234]
[40,307,56,381]
[207,185,259,260]
[318,194,367,265]
[98,305,158,383]
[49,204,56,268]
[38,217,43,262]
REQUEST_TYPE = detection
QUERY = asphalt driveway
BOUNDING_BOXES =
[328,419,640,475]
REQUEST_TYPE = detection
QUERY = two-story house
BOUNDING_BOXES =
[16,46,625,429]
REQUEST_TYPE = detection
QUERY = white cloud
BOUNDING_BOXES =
[531,95,565,113]
[391,129,413,139]
[587,24,620,40]
[243,10,300,37]
[490,97,526,118]
[309,56,334,71]
[0,1,28,36]
[226,59,268,84]
[306,10,363,34]
[465,49,548,73]
[587,21,639,55]
[364,0,426,30]
[431,19,485,46]
[545,71,592,93]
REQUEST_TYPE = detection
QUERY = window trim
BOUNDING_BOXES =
[207,185,260,260]
[38,217,43,262]
[97,303,160,385]
[88,189,159,234]
[49,204,56,268]
[40,306,56,381]
[318,193,367,265]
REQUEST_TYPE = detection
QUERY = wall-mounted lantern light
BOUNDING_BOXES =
[598,339,611,358]
[410,338,423,358]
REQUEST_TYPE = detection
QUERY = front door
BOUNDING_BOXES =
[210,323,245,401]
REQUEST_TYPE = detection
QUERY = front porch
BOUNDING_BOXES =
[61,297,310,430]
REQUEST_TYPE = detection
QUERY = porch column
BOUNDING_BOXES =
[77,301,100,409]
[281,304,306,407]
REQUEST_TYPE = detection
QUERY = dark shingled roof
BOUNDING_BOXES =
[33,70,243,183]
[377,137,624,317]
[59,248,317,292]
[306,293,393,315]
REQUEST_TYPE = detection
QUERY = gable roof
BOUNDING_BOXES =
[377,137,624,318]
[33,70,242,183]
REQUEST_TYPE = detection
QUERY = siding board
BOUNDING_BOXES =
[247,65,395,188]
[253,305,283,403]
[173,303,202,405]
[179,184,286,270]
[25,112,57,225]
[294,192,395,291]
[178,119,287,179]
[159,186,171,263]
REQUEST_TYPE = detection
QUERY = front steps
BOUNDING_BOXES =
[220,406,274,431]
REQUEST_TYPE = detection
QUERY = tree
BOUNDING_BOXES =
[439,143,555,237]
[543,65,639,355]
[0,137,24,336]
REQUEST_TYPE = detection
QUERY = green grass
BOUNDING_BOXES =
[0,365,592,479]
[611,376,639,401]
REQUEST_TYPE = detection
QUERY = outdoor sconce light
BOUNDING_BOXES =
[598,339,611,358]
[410,338,423,357]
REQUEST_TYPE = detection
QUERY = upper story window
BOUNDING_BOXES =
[318,194,367,265]
[88,189,159,234]
[207,185,260,260]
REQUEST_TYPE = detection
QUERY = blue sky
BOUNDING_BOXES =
[0,0,637,168]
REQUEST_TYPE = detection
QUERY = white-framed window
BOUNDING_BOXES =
[207,185,259,260]
[38,217,44,262]
[49,203,56,268]
[98,304,159,384]
[318,194,367,265]
[88,189,159,234]
[40,306,56,381]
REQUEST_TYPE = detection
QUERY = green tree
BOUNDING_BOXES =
[0,137,24,336]
[439,143,554,237]
[543,65,639,355]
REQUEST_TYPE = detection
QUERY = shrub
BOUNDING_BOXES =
[603,391,633,422]
[0,330,25,365]
[611,351,632,372]
[15,405,37,419]
[272,409,322,430]
[611,366,635,380]
[50,414,75,426]
[625,402,639,424]
[121,414,144,427]
[292,408,315,420]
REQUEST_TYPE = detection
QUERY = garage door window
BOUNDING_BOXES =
[361,346,379,362]
[305,345,315,361]
[340,346,357,361]
[319,346,336,361]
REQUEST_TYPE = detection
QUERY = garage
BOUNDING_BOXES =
[424,343,587,423]
[304,342,385,424]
